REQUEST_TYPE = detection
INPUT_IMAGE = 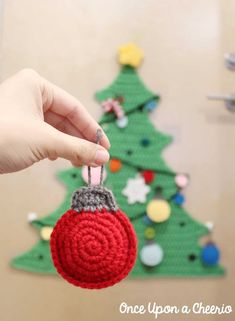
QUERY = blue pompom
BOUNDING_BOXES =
[143,215,154,226]
[201,243,220,266]
[140,137,151,147]
[172,193,185,205]
[144,100,158,112]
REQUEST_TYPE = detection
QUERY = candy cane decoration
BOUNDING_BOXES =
[101,99,124,119]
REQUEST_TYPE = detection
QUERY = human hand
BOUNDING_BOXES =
[0,69,110,174]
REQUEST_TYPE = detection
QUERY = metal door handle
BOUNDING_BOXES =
[225,53,235,70]
[207,94,235,112]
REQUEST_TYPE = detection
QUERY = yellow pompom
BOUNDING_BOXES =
[144,227,156,240]
[118,43,144,68]
[146,199,171,223]
[40,226,53,241]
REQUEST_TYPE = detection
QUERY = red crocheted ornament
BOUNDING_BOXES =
[50,186,137,289]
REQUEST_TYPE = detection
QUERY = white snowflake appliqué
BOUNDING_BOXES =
[122,175,150,204]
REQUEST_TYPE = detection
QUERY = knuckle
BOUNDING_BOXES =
[77,143,87,159]
[17,68,39,82]
[57,121,67,133]
[77,142,94,163]
[67,106,79,121]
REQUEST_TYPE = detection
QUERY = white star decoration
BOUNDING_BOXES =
[122,175,150,204]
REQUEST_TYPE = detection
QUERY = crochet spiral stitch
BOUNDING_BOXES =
[50,186,137,289]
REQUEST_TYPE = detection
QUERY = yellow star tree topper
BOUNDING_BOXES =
[118,43,144,68]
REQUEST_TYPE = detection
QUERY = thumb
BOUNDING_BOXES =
[42,125,110,167]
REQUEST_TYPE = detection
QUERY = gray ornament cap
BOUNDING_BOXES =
[71,185,119,213]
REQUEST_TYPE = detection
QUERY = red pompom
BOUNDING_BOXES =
[141,170,155,184]
[50,208,137,289]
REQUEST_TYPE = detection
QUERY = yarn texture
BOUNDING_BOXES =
[50,185,137,289]
[71,185,118,212]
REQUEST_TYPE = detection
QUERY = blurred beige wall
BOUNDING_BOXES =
[0,1,234,321]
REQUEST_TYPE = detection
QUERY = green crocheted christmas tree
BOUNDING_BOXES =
[11,44,224,277]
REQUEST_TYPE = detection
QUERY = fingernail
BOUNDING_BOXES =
[94,149,109,165]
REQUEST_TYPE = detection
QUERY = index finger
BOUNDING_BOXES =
[40,77,110,149]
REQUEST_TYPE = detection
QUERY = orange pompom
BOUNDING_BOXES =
[109,159,122,173]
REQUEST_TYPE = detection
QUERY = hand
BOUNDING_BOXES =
[0,69,110,174]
